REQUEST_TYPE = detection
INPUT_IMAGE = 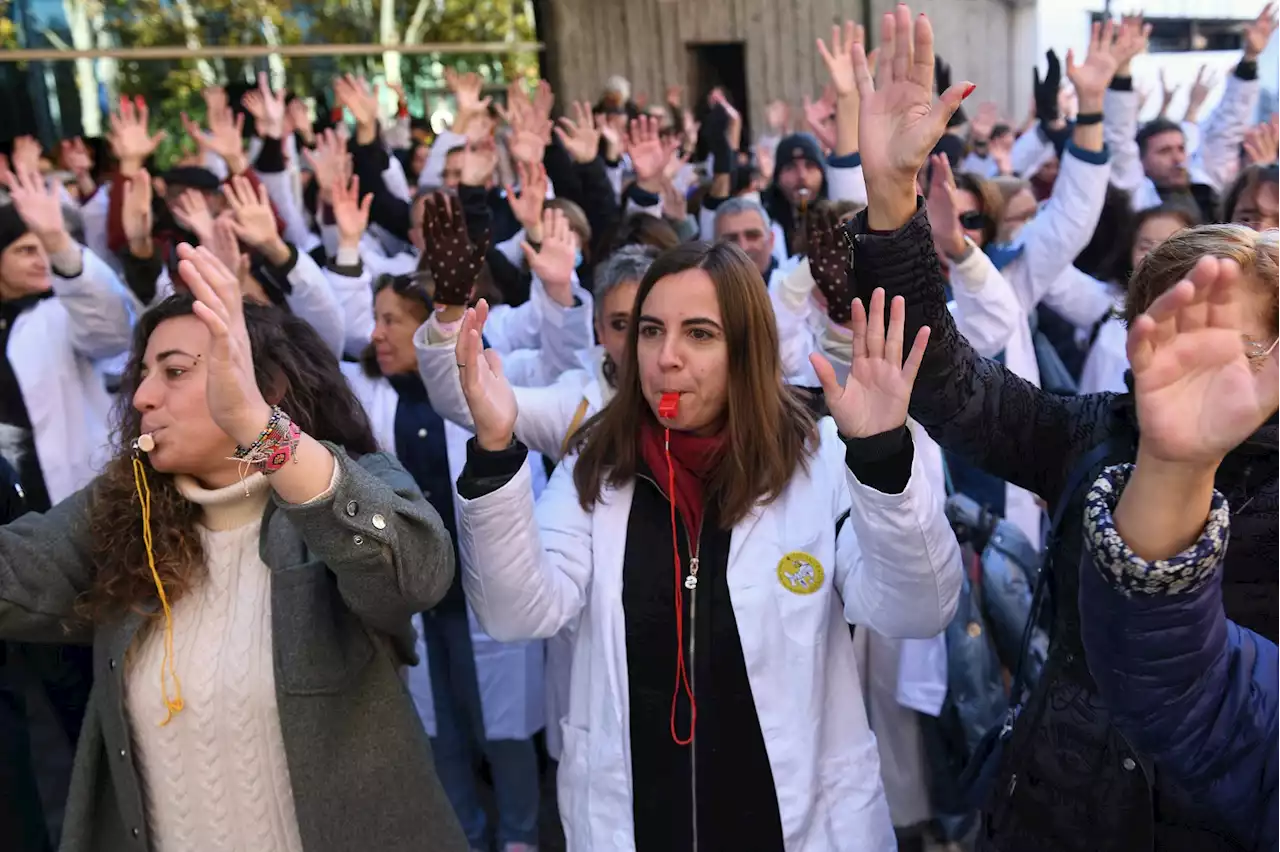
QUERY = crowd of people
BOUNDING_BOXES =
[0,3,1277,851]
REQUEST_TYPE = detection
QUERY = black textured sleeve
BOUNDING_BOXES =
[457,438,529,499]
[842,205,1117,506]
[350,134,411,242]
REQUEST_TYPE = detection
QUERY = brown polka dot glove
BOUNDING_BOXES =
[807,207,854,325]
[421,192,491,307]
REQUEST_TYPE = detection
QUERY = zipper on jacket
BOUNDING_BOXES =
[637,471,704,849]
[686,519,702,852]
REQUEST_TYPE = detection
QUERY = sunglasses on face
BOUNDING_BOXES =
[958,210,989,231]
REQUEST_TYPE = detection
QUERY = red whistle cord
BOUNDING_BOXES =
[665,426,697,746]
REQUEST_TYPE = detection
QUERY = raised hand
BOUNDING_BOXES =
[1127,256,1278,467]
[627,115,667,189]
[1032,50,1063,125]
[1157,69,1178,118]
[175,243,272,446]
[59,137,93,176]
[185,101,246,170]
[755,140,776,185]
[803,85,838,152]
[521,207,577,306]
[330,174,372,248]
[505,161,548,236]
[460,138,499,187]
[456,300,518,451]
[924,153,967,259]
[301,128,350,205]
[241,72,287,139]
[554,101,602,164]
[1184,64,1219,123]
[766,99,792,134]
[806,206,855,324]
[1066,19,1129,109]
[121,170,154,246]
[659,178,688,221]
[420,192,489,306]
[9,168,71,253]
[109,96,167,172]
[221,175,279,252]
[1244,2,1278,60]
[810,287,930,438]
[1243,116,1280,166]
[709,88,743,150]
[853,4,971,230]
[334,74,379,144]
[446,69,492,136]
[969,101,999,143]
[1114,12,1152,77]
[288,97,315,145]
[171,189,217,244]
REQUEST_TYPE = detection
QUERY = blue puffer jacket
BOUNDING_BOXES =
[1080,463,1279,852]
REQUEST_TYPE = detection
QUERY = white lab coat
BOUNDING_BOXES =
[456,418,963,851]
[414,330,607,760]
[341,364,547,740]
[8,246,135,504]
[1106,71,1261,210]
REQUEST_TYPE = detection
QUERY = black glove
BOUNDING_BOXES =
[936,56,968,128]
[1033,50,1062,125]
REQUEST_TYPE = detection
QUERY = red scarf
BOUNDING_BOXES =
[638,418,725,540]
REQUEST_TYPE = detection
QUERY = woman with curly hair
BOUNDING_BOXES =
[0,245,465,852]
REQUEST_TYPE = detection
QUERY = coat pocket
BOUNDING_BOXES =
[272,564,375,695]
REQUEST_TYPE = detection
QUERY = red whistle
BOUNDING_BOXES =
[658,392,680,419]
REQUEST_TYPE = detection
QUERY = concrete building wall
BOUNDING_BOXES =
[539,0,1038,141]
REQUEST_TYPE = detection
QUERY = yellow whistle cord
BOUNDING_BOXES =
[132,456,184,726]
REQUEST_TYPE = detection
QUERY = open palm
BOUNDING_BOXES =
[457,300,519,451]
[1128,256,1279,466]
[810,288,930,438]
[854,5,969,187]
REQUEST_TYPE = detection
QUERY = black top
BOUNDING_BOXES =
[0,293,53,513]
[388,372,464,612]
[843,204,1276,852]
[622,463,783,852]
[457,425,915,850]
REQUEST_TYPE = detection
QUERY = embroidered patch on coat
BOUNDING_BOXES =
[777,551,825,595]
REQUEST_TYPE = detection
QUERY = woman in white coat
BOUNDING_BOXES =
[335,192,597,852]
[0,168,135,509]
[450,239,963,851]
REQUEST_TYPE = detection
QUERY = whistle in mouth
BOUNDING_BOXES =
[658,392,680,419]
[134,433,156,453]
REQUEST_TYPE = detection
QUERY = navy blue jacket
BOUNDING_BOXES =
[1080,463,1278,852]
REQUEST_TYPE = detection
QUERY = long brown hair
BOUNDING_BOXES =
[79,294,378,623]
[570,241,817,526]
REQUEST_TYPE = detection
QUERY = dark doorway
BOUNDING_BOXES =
[686,42,750,146]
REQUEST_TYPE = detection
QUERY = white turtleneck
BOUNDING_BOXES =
[125,472,304,852]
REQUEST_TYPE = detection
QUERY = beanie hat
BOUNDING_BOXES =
[774,133,825,174]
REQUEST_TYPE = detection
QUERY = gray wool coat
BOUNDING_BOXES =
[0,447,469,852]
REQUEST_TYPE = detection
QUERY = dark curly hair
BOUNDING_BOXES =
[78,294,377,622]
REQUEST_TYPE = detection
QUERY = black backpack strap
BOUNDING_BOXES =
[1006,433,1130,702]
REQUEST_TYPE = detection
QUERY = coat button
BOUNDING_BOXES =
[1122,757,1136,771]
[417,428,428,438]
[345,500,359,517]
[372,514,387,530]
[119,748,127,758]
[132,828,140,838]
[353,535,364,545]
[109,658,117,670]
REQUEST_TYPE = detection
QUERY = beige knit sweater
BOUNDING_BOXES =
[125,472,304,852]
